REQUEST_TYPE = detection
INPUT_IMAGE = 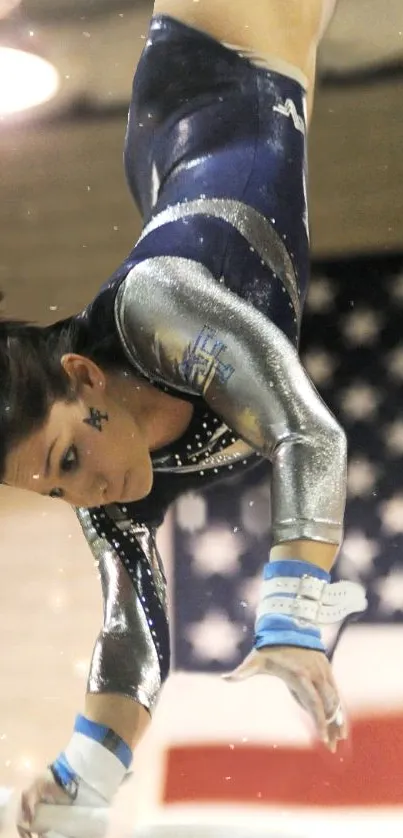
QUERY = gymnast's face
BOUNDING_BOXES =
[4,355,154,507]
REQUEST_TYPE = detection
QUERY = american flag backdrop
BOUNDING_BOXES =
[172,254,403,667]
[156,255,403,814]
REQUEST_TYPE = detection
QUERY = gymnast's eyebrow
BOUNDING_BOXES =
[44,437,58,478]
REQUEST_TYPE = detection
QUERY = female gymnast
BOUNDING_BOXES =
[4,1,367,834]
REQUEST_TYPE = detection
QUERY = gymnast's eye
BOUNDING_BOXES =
[48,446,78,498]
[61,444,78,473]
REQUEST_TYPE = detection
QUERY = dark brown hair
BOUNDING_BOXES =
[0,319,78,480]
[0,315,128,481]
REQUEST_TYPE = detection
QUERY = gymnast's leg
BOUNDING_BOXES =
[153,0,338,122]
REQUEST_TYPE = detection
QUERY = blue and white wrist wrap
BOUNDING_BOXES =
[254,560,367,653]
[50,714,132,803]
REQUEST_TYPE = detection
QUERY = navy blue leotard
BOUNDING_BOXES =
[72,15,346,711]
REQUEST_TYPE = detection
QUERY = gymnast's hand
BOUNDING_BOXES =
[225,645,346,753]
[16,765,111,838]
[16,768,72,837]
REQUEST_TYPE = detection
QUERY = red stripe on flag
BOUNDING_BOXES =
[163,713,403,806]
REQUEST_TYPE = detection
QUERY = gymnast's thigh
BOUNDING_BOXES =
[152,0,325,87]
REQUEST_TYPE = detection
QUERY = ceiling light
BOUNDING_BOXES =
[0,46,59,116]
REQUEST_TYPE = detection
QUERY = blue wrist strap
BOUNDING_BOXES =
[51,714,133,792]
[262,560,330,583]
[74,714,133,769]
[254,560,330,653]
[49,752,79,799]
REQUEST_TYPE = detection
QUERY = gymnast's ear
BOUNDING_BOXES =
[60,353,106,393]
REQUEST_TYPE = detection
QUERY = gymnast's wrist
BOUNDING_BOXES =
[50,714,132,802]
[270,538,339,573]
[254,559,329,653]
[254,558,367,654]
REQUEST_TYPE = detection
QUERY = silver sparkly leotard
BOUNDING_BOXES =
[73,15,347,713]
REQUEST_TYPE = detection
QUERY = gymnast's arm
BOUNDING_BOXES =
[115,257,347,573]
[16,510,168,833]
[74,507,167,749]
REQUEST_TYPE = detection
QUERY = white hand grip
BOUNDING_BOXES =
[31,803,109,838]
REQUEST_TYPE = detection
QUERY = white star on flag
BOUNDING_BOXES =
[237,573,262,613]
[384,420,403,455]
[337,531,379,579]
[347,458,378,496]
[305,277,335,312]
[340,383,381,420]
[302,348,337,385]
[176,492,207,533]
[342,309,382,345]
[375,569,403,613]
[240,483,271,536]
[386,347,403,381]
[380,494,403,534]
[189,526,245,576]
[186,611,245,662]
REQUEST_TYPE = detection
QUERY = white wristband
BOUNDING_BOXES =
[64,732,127,802]
[256,576,367,627]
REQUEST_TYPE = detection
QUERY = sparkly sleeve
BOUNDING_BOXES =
[75,505,170,714]
[114,257,347,546]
